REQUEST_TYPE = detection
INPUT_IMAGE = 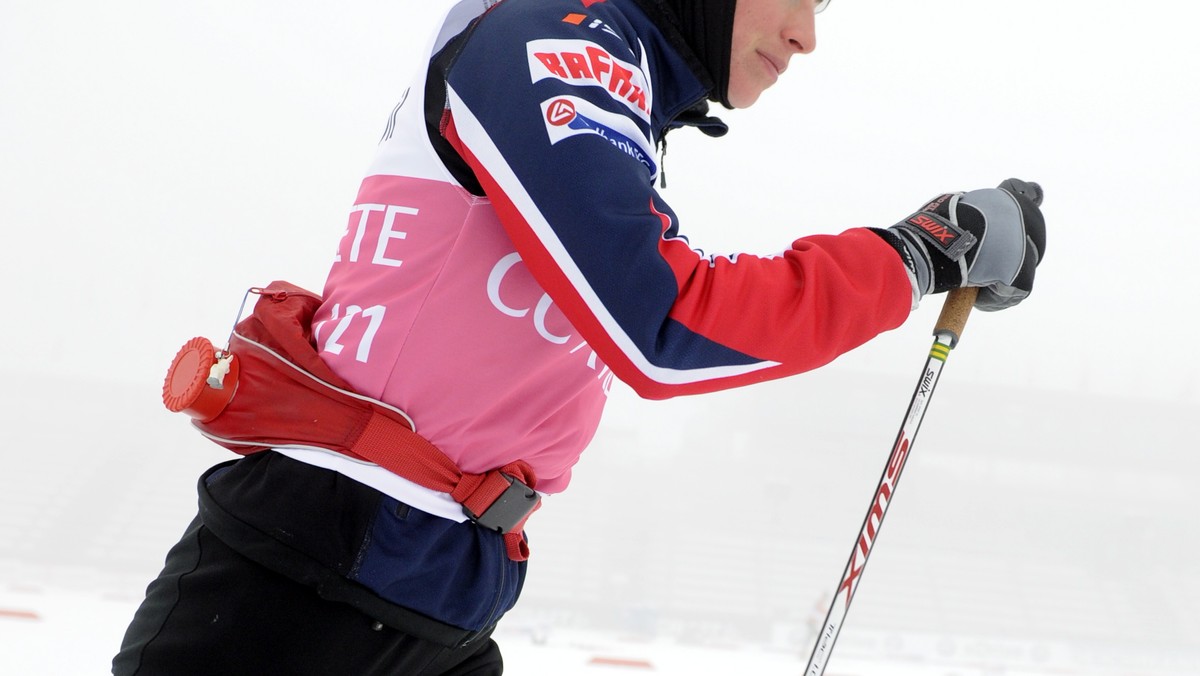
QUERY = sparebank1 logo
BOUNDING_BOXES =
[540,95,657,176]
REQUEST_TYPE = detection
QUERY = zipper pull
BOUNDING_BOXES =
[251,286,290,302]
[658,135,668,189]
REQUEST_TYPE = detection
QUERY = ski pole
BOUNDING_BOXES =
[802,285,977,676]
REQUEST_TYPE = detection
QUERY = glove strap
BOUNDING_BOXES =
[901,194,977,262]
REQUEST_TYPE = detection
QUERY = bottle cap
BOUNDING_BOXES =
[162,337,238,421]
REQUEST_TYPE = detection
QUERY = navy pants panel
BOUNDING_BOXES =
[356,496,526,631]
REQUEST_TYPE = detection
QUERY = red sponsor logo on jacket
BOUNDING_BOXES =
[528,38,651,119]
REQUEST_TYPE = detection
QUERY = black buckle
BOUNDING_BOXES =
[463,473,540,534]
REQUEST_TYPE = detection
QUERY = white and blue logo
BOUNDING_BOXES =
[540,96,657,177]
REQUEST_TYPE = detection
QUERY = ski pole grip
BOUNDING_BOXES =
[934,287,978,348]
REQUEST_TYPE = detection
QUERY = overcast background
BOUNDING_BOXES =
[2,1,1198,674]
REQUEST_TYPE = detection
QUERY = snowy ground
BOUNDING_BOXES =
[0,588,1110,676]
[3,579,1197,676]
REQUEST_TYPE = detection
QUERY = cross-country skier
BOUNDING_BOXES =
[114,0,1046,673]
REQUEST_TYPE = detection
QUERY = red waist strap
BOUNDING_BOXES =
[351,410,539,560]
[170,283,539,561]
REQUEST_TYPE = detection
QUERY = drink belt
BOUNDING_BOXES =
[162,282,540,561]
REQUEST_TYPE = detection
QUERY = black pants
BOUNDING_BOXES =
[113,518,504,676]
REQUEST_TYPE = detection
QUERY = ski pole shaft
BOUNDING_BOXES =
[803,286,977,676]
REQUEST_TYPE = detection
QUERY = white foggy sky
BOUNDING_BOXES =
[2,0,1197,409]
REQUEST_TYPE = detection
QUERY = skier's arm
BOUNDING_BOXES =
[441,9,912,399]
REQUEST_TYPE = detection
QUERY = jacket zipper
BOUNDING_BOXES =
[655,93,710,190]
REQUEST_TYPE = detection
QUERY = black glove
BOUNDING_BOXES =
[875,178,1047,311]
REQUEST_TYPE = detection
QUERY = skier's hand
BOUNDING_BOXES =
[877,178,1047,311]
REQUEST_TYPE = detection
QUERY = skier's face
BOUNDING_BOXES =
[727,0,819,108]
